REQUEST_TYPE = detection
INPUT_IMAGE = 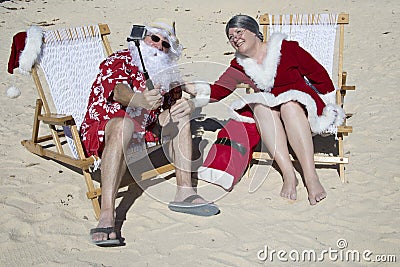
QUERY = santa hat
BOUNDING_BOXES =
[7,31,27,75]
[198,110,261,191]
[6,25,43,98]
[147,19,177,40]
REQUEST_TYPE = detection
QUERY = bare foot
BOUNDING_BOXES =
[305,177,327,205]
[91,208,117,242]
[174,186,210,204]
[280,176,298,200]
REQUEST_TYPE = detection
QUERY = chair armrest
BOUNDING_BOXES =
[236,83,250,89]
[339,71,356,100]
[38,113,75,126]
[337,125,352,134]
[341,85,356,91]
[236,83,255,94]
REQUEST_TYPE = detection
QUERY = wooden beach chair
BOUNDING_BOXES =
[19,24,174,219]
[242,13,355,182]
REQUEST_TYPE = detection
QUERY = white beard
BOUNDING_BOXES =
[129,41,181,93]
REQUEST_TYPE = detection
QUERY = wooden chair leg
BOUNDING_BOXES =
[32,99,42,142]
[49,125,64,154]
[70,125,102,219]
[83,169,101,219]
[91,197,101,220]
[337,134,346,183]
[339,163,345,183]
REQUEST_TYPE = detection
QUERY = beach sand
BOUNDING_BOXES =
[0,0,399,266]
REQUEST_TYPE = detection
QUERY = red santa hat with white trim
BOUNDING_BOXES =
[6,25,43,98]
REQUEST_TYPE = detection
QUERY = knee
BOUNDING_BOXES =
[177,115,191,133]
[253,103,280,123]
[254,103,271,118]
[105,117,134,143]
[170,101,191,125]
[173,114,191,137]
[280,101,305,120]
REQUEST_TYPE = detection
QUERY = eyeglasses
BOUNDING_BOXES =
[228,29,246,43]
[149,34,171,49]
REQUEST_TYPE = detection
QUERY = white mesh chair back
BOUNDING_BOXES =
[268,14,338,79]
[38,25,106,158]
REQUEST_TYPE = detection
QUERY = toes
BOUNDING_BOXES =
[316,192,327,202]
[280,182,297,200]
[91,228,117,242]
[92,233,106,241]
[309,192,327,205]
[309,197,317,205]
[93,232,114,241]
[280,191,297,200]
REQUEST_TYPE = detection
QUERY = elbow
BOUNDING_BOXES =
[113,88,121,103]
[112,83,129,106]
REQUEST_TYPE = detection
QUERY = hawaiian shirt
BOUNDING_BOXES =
[80,49,160,157]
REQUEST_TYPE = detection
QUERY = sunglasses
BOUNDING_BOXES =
[228,29,247,43]
[149,35,171,49]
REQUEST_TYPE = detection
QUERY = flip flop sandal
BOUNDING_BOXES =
[168,195,220,216]
[90,227,122,247]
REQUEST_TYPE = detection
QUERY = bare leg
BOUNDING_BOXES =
[280,101,327,205]
[159,109,208,204]
[91,117,134,242]
[253,104,298,200]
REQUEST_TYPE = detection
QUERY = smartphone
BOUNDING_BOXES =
[127,25,147,41]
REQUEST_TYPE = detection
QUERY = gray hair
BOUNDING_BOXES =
[225,15,263,41]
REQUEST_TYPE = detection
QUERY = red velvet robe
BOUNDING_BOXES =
[211,33,344,134]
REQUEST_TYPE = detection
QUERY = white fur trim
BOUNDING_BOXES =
[6,86,21,99]
[235,33,286,92]
[191,82,210,108]
[319,89,336,105]
[230,90,345,135]
[198,166,234,190]
[18,26,43,74]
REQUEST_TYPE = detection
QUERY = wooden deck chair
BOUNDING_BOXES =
[241,13,355,182]
[19,24,175,219]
